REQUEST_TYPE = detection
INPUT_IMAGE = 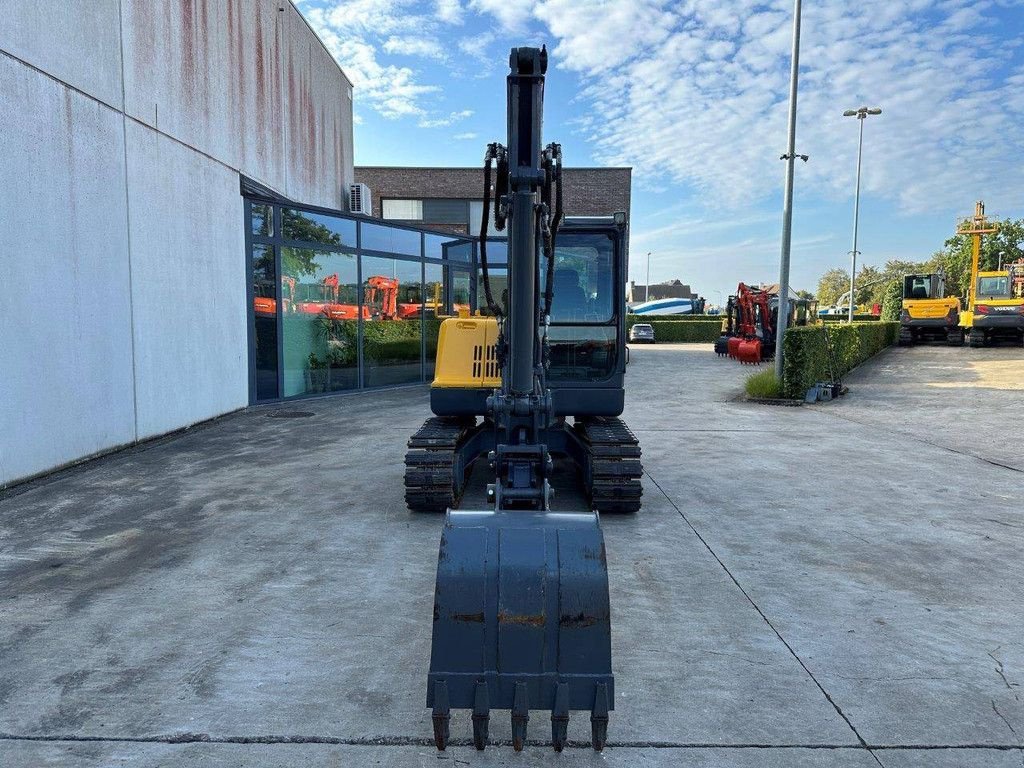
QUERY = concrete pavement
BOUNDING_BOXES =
[1,343,1022,766]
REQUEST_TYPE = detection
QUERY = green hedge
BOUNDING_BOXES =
[820,314,881,322]
[625,316,723,342]
[781,322,899,398]
[363,320,423,363]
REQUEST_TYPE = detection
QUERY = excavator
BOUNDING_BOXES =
[957,202,1024,347]
[719,283,774,364]
[715,294,737,356]
[897,271,962,346]
[295,273,368,320]
[403,47,642,753]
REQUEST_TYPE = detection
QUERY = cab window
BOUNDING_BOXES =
[978,276,1010,296]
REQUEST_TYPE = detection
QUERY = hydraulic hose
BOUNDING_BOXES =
[541,143,562,320]
[479,144,503,317]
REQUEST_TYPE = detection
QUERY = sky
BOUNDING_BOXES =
[296,0,1024,305]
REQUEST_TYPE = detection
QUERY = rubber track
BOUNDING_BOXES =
[578,418,643,514]
[404,417,474,512]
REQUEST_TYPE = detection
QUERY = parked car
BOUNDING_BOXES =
[629,323,655,344]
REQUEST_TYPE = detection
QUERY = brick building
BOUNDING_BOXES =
[627,279,696,303]
[353,166,631,235]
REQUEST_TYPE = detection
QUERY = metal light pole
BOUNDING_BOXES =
[645,251,651,302]
[843,106,881,322]
[773,0,805,379]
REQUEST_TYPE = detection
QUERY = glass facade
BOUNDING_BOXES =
[246,198,475,403]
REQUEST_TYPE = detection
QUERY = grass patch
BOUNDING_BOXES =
[745,369,782,399]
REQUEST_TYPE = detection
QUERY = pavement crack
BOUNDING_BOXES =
[2,732,1024,752]
[702,649,772,667]
[811,409,1023,475]
[644,469,887,768]
[989,649,1019,692]
[992,701,1022,744]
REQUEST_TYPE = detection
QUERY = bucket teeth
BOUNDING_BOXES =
[431,681,450,751]
[511,682,529,752]
[471,681,490,750]
[551,681,569,752]
[591,682,610,751]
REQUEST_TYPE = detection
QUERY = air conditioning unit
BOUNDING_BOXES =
[349,183,372,215]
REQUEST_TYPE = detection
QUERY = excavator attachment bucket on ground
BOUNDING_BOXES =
[737,338,762,364]
[714,334,731,356]
[427,509,614,752]
[727,336,743,359]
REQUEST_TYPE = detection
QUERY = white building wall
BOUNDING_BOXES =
[125,123,249,440]
[0,1,354,486]
[0,54,135,485]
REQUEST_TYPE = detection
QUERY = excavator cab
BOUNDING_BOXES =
[404,47,641,753]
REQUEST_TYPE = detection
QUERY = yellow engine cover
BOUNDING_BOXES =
[902,297,959,320]
[432,316,502,389]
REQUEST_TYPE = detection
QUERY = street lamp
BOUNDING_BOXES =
[646,251,652,302]
[843,105,881,322]
[773,0,805,378]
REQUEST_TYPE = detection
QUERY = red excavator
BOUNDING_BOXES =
[364,274,424,319]
[253,275,296,317]
[257,273,431,321]
[295,273,368,320]
[727,283,775,364]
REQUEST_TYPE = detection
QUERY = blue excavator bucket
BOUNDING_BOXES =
[427,508,613,752]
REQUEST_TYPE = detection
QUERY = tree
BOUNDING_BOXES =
[817,268,850,306]
[932,217,1024,300]
[882,258,928,281]
[280,208,345,277]
[796,289,815,300]
[855,265,886,306]
[881,279,903,322]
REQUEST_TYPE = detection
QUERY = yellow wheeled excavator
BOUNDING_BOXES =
[957,202,1024,347]
[403,46,642,753]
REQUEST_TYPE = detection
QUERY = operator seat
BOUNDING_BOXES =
[912,286,928,299]
[553,268,587,320]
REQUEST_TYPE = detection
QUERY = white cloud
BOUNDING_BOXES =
[468,0,535,32]
[468,0,1024,215]
[454,132,479,140]
[419,109,474,128]
[436,0,464,24]
[303,0,1024,219]
[383,36,446,58]
[304,15,440,118]
[303,0,467,120]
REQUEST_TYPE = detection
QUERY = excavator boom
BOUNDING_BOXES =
[424,46,616,754]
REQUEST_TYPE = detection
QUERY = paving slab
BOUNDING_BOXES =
[0,741,883,767]
[829,344,1024,471]
[2,342,1023,766]
[628,344,1024,748]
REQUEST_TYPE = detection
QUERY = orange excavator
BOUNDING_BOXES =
[254,275,296,317]
[295,273,368,320]
[727,282,775,364]
[257,273,449,321]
